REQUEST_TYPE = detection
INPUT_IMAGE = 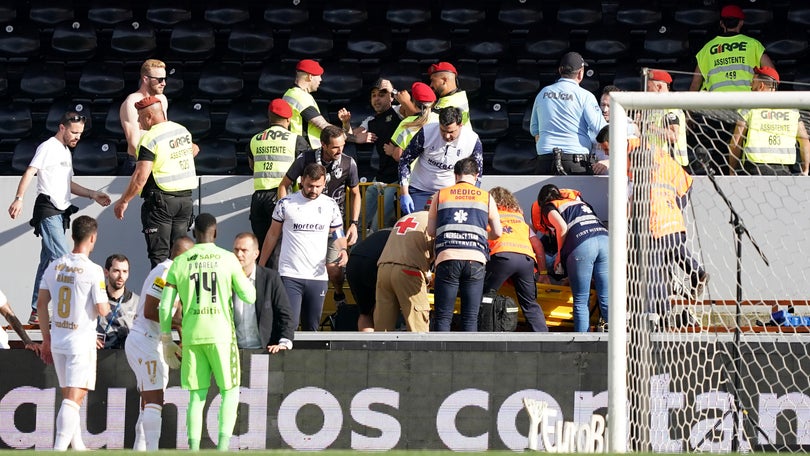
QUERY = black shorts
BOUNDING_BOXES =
[345,255,378,315]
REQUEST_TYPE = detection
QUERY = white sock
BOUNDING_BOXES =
[54,399,80,451]
[134,409,146,451]
[142,404,163,451]
[71,412,86,451]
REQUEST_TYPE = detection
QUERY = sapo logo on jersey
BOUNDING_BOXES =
[54,264,83,273]
[709,41,747,54]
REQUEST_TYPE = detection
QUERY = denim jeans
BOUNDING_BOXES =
[409,187,434,214]
[433,259,486,331]
[31,214,70,310]
[364,182,398,231]
[565,235,609,332]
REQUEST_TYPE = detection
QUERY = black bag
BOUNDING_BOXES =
[321,303,360,331]
[477,290,519,332]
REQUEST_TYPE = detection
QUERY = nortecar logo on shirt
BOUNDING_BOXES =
[293,223,325,231]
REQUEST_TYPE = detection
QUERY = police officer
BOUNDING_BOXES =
[529,52,607,175]
[114,96,199,268]
[249,99,310,252]
[729,67,810,176]
[689,5,773,92]
[283,59,331,148]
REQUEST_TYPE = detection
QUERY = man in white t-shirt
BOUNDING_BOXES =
[0,290,40,352]
[7,112,111,325]
[124,236,194,451]
[37,215,110,451]
[258,163,347,331]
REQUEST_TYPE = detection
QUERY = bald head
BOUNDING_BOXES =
[170,236,195,259]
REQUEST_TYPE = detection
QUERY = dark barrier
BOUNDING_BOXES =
[0,337,608,450]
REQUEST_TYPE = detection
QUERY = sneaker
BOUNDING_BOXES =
[596,318,608,332]
[28,310,38,325]
[668,309,700,329]
[333,292,346,307]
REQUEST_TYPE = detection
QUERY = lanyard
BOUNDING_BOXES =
[103,294,124,333]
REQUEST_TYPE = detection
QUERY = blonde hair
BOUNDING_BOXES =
[489,186,523,213]
[402,101,435,130]
[140,59,166,76]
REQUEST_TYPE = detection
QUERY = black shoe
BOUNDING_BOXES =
[691,271,710,300]
[673,309,700,329]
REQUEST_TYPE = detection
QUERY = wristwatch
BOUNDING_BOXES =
[350,220,359,226]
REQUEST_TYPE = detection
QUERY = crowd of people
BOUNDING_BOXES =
[3,3,806,450]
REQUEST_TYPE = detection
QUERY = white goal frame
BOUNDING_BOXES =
[606,91,810,453]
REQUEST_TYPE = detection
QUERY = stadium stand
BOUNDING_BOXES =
[0,0,808,176]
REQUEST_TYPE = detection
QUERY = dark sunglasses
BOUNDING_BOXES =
[66,115,86,122]
[147,76,167,84]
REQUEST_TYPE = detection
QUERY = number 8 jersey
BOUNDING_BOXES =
[40,253,107,354]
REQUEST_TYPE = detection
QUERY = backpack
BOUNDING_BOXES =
[478,290,519,332]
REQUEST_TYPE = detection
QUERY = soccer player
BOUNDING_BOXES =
[158,213,255,451]
[37,215,110,451]
[125,236,194,451]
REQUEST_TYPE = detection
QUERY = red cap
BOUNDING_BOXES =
[268,98,292,118]
[428,61,457,75]
[134,96,162,110]
[296,59,324,76]
[720,5,745,19]
[648,69,672,84]
[754,66,779,83]
[411,82,437,103]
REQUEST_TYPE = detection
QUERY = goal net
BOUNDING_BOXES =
[607,89,810,453]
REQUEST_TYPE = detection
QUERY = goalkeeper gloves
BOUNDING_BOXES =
[399,194,414,214]
[160,333,182,370]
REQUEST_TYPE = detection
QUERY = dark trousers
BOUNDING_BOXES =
[647,232,704,314]
[250,189,279,250]
[739,162,794,176]
[281,276,328,331]
[484,252,549,332]
[141,192,193,268]
[433,259,486,332]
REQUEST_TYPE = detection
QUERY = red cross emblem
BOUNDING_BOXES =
[394,217,419,235]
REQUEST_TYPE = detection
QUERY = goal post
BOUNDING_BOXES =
[607,90,810,453]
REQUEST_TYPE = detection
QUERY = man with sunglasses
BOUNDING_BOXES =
[120,59,169,174]
[8,112,111,325]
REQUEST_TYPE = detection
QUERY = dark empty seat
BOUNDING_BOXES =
[456,61,481,100]
[227,23,274,60]
[323,3,368,28]
[743,7,773,27]
[0,103,33,137]
[493,138,535,175]
[557,1,603,27]
[20,62,66,99]
[46,101,92,134]
[386,2,431,26]
[345,29,391,58]
[613,66,643,91]
[673,7,718,27]
[104,104,124,136]
[318,65,363,102]
[258,63,295,97]
[616,2,662,28]
[287,30,334,57]
[464,29,509,61]
[204,3,250,26]
[198,63,244,99]
[163,65,185,98]
[524,26,570,60]
[168,101,211,138]
[79,62,125,98]
[493,65,542,101]
[264,3,310,32]
[440,1,486,26]
[378,62,423,94]
[12,139,41,173]
[644,25,689,57]
[787,6,810,25]
[29,1,74,26]
[224,102,268,138]
[87,1,133,26]
[0,69,6,97]
[195,139,237,174]
[110,22,157,58]
[498,2,543,28]
[470,103,509,140]
[0,3,15,22]
[586,29,631,58]
[51,20,98,60]
[170,21,216,59]
[764,26,809,59]
[72,138,119,175]
[147,4,192,26]
[404,30,452,58]
[0,24,41,60]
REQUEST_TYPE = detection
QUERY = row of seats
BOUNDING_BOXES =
[5,1,810,31]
